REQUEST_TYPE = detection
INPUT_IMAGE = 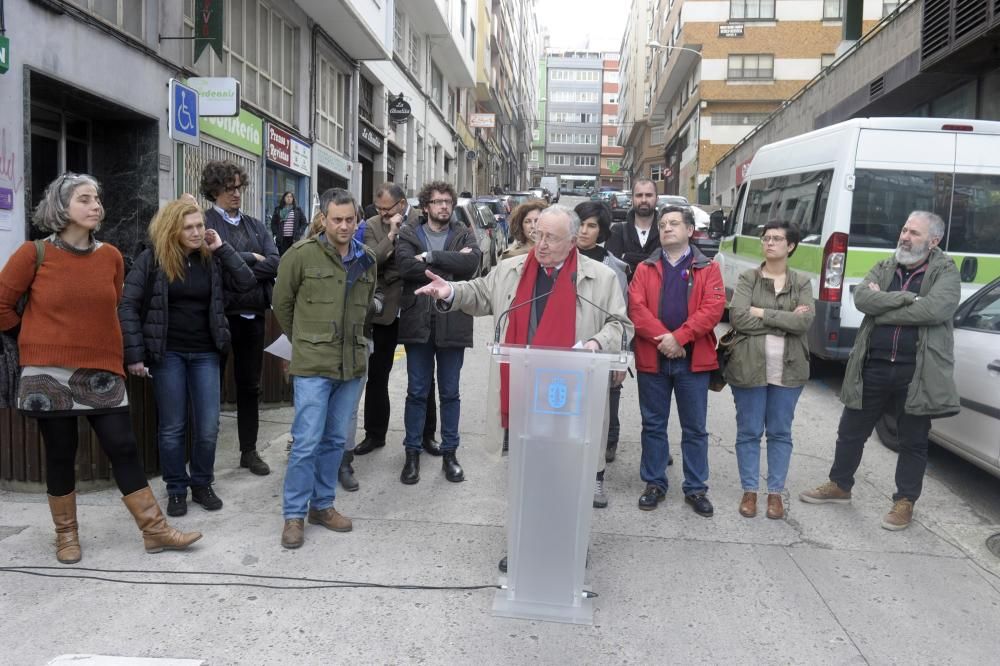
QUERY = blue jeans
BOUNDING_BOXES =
[150,351,221,496]
[403,341,465,452]
[283,375,363,519]
[637,358,710,495]
[731,384,804,493]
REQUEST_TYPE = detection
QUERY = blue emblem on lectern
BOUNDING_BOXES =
[547,379,568,409]
[532,369,583,416]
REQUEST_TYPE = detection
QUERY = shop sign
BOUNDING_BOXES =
[0,187,12,210]
[315,144,352,178]
[194,0,225,62]
[266,124,310,176]
[202,108,263,155]
[359,122,384,152]
[469,113,496,129]
[187,77,240,116]
[0,35,10,75]
[388,96,412,124]
[719,23,744,38]
[168,79,200,147]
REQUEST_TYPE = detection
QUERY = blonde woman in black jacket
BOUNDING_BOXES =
[119,199,255,518]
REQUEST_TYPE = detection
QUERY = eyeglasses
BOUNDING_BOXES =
[529,230,570,246]
[223,183,247,194]
[761,235,787,244]
[376,200,402,215]
[427,198,453,207]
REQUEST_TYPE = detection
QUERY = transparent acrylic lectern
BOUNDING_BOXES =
[490,342,631,625]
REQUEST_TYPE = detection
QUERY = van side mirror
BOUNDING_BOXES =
[709,210,726,236]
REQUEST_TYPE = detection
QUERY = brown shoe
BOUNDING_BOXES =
[799,481,851,504]
[281,518,305,549]
[121,487,202,554]
[307,507,352,532]
[881,498,914,531]
[738,492,757,518]
[47,492,81,564]
[766,493,785,520]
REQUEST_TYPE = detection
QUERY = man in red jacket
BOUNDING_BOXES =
[628,206,725,516]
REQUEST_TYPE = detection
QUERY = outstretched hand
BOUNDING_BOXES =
[414,270,453,301]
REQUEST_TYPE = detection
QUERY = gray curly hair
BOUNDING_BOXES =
[32,173,104,233]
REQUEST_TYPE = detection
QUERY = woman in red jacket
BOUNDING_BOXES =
[0,173,201,564]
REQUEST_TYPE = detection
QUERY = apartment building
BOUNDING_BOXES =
[620,0,881,203]
[544,51,604,193]
[601,55,625,190]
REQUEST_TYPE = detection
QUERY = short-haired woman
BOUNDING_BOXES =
[0,173,201,562]
[119,199,255,518]
[271,191,307,255]
[725,221,814,519]
[502,199,547,259]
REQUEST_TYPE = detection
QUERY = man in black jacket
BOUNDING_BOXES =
[395,181,481,485]
[606,178,661,280]
[200,160,280,477]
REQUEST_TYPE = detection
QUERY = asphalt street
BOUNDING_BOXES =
[3,216,1000,663]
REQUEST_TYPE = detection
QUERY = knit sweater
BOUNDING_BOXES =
[0,240,126,376]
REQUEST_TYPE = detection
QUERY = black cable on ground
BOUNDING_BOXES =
[0,565,500,592]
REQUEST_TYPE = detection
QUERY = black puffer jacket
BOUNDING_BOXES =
[606,208,662,280]
[118,243,256,365]
[203,208,280,315]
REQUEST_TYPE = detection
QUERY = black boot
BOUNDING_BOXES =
[442,451,464,482]
[339,450,359,492]
[400,450,420,485]
[422,436,442,456]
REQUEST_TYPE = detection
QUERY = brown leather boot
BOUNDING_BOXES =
[766,493,785,520]
[739,491,757,518]
[47,492,81,564]
[122,487,202,553]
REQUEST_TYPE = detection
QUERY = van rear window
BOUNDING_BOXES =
[950,174,1000,255]
[850,170,952,249]
[742,170,831,244]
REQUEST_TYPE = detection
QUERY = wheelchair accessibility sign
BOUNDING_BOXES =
[532,369,583,417]
[169,79,200,146]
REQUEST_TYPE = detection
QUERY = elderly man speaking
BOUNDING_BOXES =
[415,205,634,506]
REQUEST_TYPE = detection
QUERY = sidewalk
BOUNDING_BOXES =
[2,321,1000,664]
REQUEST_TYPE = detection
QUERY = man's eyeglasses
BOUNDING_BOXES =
[427,198,453,207]
[529,230,570,246]
[761,235,787,244]
[376,200,403,215]
[224,183,247,194]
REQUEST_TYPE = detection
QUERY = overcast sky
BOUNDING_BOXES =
[534,0,629,53]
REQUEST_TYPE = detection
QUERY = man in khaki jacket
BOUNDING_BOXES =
[415,205,634,510]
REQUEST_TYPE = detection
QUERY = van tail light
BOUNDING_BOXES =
[691,229,708,240]
[942,124,973,132]
[819,232,848,302]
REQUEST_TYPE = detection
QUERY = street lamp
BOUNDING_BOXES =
[646,40,703,59]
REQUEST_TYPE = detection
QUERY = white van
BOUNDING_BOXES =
[715,117,1000,360]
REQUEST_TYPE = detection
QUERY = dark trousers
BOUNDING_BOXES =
[278,236,295,256]
[364,319,436,442]
[39,412,148,497]
[225,314,266,452]
[829,360,932,502]
[608,382,622,446]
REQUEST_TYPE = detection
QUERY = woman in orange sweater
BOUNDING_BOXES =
[0,173,201,563]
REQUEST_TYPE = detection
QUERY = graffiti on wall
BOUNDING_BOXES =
[0,127,23,231]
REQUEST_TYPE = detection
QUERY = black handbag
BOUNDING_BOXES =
[709,323,740,392]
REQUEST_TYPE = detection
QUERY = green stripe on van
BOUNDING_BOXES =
[730,240,1000,283]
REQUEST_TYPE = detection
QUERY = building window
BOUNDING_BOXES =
[316,55,348,152]
[431,64,444,109]
[532,128,540,141]
[650,126,665,145]
[70,0,143,38]
[460,0,467,36]
[548,154,569,166]
[359,77,375,124]
[394,8,405,56]
[530,150,540,162]
[882,0,900,16]
[606,134,619,147]
[728,54,774,80]
[409,30,421,77]
[469,22,476,58]
[823,0,844,19]
[730,0,775,20]
[574,155,597,167]
[183,0,299,124]
[650,165,663,181]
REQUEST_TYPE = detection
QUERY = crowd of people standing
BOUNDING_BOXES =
[0,164,959,561]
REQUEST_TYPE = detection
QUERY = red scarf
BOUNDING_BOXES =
[500,249,578,427]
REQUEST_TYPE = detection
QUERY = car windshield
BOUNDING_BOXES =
[658,195,689,206]
[479,201,502,214]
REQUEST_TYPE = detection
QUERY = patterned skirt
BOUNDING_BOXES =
[17,366,129,418]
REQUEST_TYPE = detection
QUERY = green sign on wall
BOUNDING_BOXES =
[201,108,263,155]
[0,36,10,75]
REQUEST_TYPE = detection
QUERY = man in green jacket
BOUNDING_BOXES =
[272,188,377,549]
[800,211,961,531]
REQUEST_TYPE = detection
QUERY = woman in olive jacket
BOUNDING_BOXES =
[725,221,814,520]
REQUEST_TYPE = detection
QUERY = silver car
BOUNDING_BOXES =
[877,277,1000,476]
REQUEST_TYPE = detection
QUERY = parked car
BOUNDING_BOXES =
[877,277,1000,478]
[591,190,619,203]
[474,202,507,264]
[528,187,549,203]
[452,198,498,276]
[474,196,511,240]
[609,192,631,222]
[656,194,719,257]
[504,191,538,210]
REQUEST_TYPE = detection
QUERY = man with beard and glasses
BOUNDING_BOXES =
[800,211,960,531]
[606,178,661,281]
